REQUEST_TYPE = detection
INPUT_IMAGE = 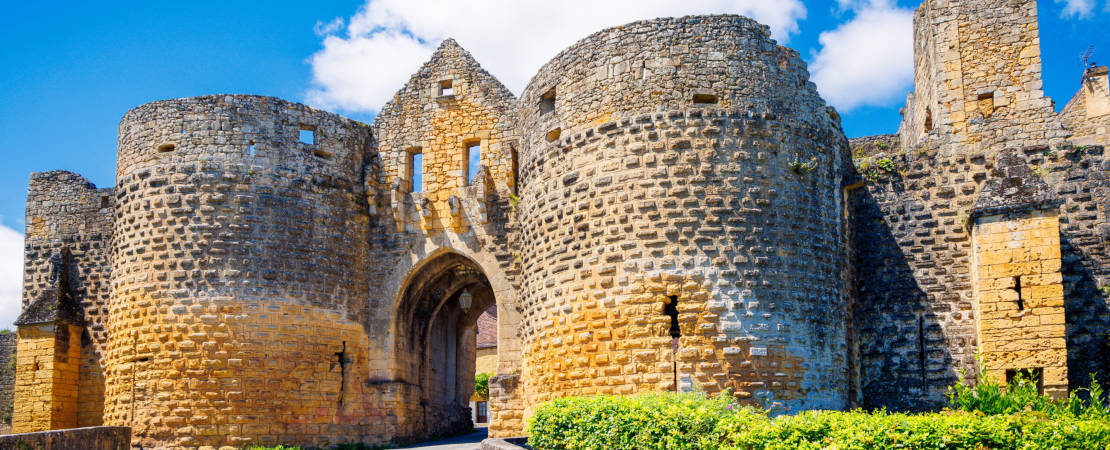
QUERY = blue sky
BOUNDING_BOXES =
[0,0,1106,328]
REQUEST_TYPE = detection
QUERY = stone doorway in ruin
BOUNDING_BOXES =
[393,252,497,440]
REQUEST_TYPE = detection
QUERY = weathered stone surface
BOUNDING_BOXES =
[3,1,1109,447]
[1061,66,1110,146]
[0,332,15,433]
[973,149,1061,216]
[0,426,130,449]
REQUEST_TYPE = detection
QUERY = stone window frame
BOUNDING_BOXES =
[299,124,317,146]
[977,90,997,117]
[438,78,456,98]
[406,146,424,193]
[462,138,483,186]
[539,87,556,116]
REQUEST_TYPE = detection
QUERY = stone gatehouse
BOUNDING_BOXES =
[2,0,1109,448]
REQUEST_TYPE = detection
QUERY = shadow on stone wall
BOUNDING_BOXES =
[850,184,955,412]
[1062,236,1110,391]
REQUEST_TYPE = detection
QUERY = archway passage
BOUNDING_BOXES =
[394,253,496,440]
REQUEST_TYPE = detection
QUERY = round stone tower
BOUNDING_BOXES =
[516,16,852,412]
[104,95,377,448]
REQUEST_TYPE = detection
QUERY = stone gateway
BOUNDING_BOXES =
[4,1,1110,448]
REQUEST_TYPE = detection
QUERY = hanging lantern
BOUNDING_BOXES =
[458,289,473,311]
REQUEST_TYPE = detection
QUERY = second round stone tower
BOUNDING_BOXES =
[516,16,853,412]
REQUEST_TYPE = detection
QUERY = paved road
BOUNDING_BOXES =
[397,428,488,450]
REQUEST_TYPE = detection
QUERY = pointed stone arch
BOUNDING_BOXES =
[371,246,520,441]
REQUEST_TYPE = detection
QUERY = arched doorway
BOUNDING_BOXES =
[393,252,496,440]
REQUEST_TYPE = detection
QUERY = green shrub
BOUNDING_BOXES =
[527,390,1110,450]
[527,392,732,450]
[947,355,1108,419]
[476,372,494,401]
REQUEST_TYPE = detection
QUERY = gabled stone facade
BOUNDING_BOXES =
[4,1,1110,448]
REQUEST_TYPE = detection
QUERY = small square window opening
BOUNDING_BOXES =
[299,125,316,145]
[540,88,556,115]
[439,80,454,97]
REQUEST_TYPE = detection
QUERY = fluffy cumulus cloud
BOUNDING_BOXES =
[305,0,807,113]
[809,0,914,111]
[1054,0,1099,18]
[0,223,23,331]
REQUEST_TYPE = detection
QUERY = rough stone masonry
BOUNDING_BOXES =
[3,0,1109,448]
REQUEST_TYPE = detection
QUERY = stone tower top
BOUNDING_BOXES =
[899,0,1068,154]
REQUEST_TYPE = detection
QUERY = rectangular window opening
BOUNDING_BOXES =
[918,315,927,387]
[299,125,316,145]
[978,91,995,117]
[540,87,556,115]
[665,295,680,392]
[511,146,519,193]
[247,140,255,157]
[408,148,423,193]
[466,141,481,185]
[1006,368,1044,394]
[439,80,454,97]
[692,93,718,104]
[1014,276,1024,311]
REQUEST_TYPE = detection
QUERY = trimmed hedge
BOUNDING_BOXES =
[527,393,1110,449]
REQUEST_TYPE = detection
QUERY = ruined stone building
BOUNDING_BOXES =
[1,0,1108,447]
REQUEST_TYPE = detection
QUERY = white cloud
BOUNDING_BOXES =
[305,0,807,114]
[0,223,23,331]
[313,17,345,37]
[810,0,914,111]
[1055,0,1095,18]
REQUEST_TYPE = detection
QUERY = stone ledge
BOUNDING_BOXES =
[0,426,130,450]
[481,436,531,449]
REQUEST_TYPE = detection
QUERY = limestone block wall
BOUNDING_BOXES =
[11,323,81,433]
[1061,67,1110,146]
[516,16,852,416]
[372,39,519,234]
[0,332,14,429]
[106,95,381,448]
[900,0,1069,154]
[367,38,525,441]
[849,145,1110,409]
[973,210,1067,397]
[22,171,114,427]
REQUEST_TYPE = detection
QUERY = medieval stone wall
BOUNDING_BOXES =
[1061,67,1110,146]
[900,0,1069,154]
[22,171,114,427]
[9,2,1110,446]
[365,38,525,441]
[105,95,385,448]
[848,142,1110,409]
[0,332,15,431]
[516,16,852,415]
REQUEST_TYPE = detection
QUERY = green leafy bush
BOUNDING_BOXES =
[947,355,1108,419]
[528,388,1110,450]
[527,392,732,450]
[476,372,494,401]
